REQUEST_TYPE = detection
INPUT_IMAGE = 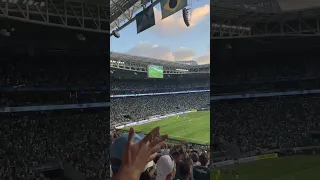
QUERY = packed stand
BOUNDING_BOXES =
[212,95,320,156]
[213,56,320,84]
[0,110,108,180]
[0,91,109,107]
[110,92,209,125]
[0,58,108,88]
[212,57,320,94]
[111,79,209,94]
[110,131,211,180]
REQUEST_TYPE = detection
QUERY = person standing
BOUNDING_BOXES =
[192,154,210,180]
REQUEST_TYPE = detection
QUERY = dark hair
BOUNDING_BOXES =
[185,157,192,163]
[191,152,199,163]
[179,162,191,178]
[154,154,162,164]
[172,151,180,159]
[140,171,151,180]
[199,153,208,166]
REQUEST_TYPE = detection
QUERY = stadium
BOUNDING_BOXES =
[110,52,210,146]
[0,0,109,179]
[211,0,320,180]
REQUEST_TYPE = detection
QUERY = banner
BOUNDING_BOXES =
[256,153,278,160]
[136,6,156,33]
[160,0,187,19]
[211,160,235,168]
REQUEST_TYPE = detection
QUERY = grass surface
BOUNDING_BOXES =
[218,155,320,180]
[122,111,210,144]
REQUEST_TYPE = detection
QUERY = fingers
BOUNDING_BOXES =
[150,134,168,148]
[150,141,165,154]
[142,127,160,143]
[149,152,158,161]
[127,128,135,145]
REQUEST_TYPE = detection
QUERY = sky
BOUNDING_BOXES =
[110,0,210,65]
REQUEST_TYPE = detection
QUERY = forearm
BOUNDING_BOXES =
[112,166,140,180]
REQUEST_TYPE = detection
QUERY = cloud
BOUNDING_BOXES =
[195,47,210,64]
[126,42,210,64]
[195,55,210,64]
[127,42,174,61]
[152,4,210,37]
[173,47,195,61]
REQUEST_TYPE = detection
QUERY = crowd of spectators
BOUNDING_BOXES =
[0,57,108,88]
[212,57,320,95]
[213,56,320,84]
[212,95,320,157]
[110,131,211,180]
[110,76,210,179]
[0,91,109,107]
[110,92,209,125]
[111,79,209,94]
[0,110,108,180]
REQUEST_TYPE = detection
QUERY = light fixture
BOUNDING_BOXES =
[112,30,120,38]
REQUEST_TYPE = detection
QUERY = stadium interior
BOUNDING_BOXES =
[211,1,320,179]
[0,4,109,179]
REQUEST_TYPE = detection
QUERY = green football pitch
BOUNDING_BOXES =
[219,155,320,180]
[122,111,210,145]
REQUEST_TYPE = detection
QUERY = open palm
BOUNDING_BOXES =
[123,127,168,176]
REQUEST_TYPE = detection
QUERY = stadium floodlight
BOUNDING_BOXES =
[0,29,10,37]
[112,30,120,38]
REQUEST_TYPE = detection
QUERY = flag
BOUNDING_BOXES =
[136,6,156,34]
[160,0,187,19]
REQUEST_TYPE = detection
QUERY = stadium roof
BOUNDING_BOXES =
[111,52,210,69]
[110,0,142,30]
[70,0,107,5]
[212,0,320,24]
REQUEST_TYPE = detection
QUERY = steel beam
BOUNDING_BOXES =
[0,1,109,33]
[211,18,320,39]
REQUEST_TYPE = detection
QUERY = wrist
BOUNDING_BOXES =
[116,166,140,180]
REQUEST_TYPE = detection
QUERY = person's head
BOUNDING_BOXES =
[179,163,191,180]
[156,155,176,180]
[199,153,208,166]
[110,133,154,177]
[190,152,199,163]
[171,151,181,162]
[140,162,156,180]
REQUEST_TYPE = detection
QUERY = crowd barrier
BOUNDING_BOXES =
[211,145,320,169]
[0,102,109,112]
[211,153,279,168]
[111,89,209,98]
[115,110,193,129]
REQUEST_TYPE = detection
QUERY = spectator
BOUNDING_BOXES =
[111,127,168,180]
[0,110,108,180]
[179,163,192,180]
[193,154,210,180]
[156,155,176,180]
